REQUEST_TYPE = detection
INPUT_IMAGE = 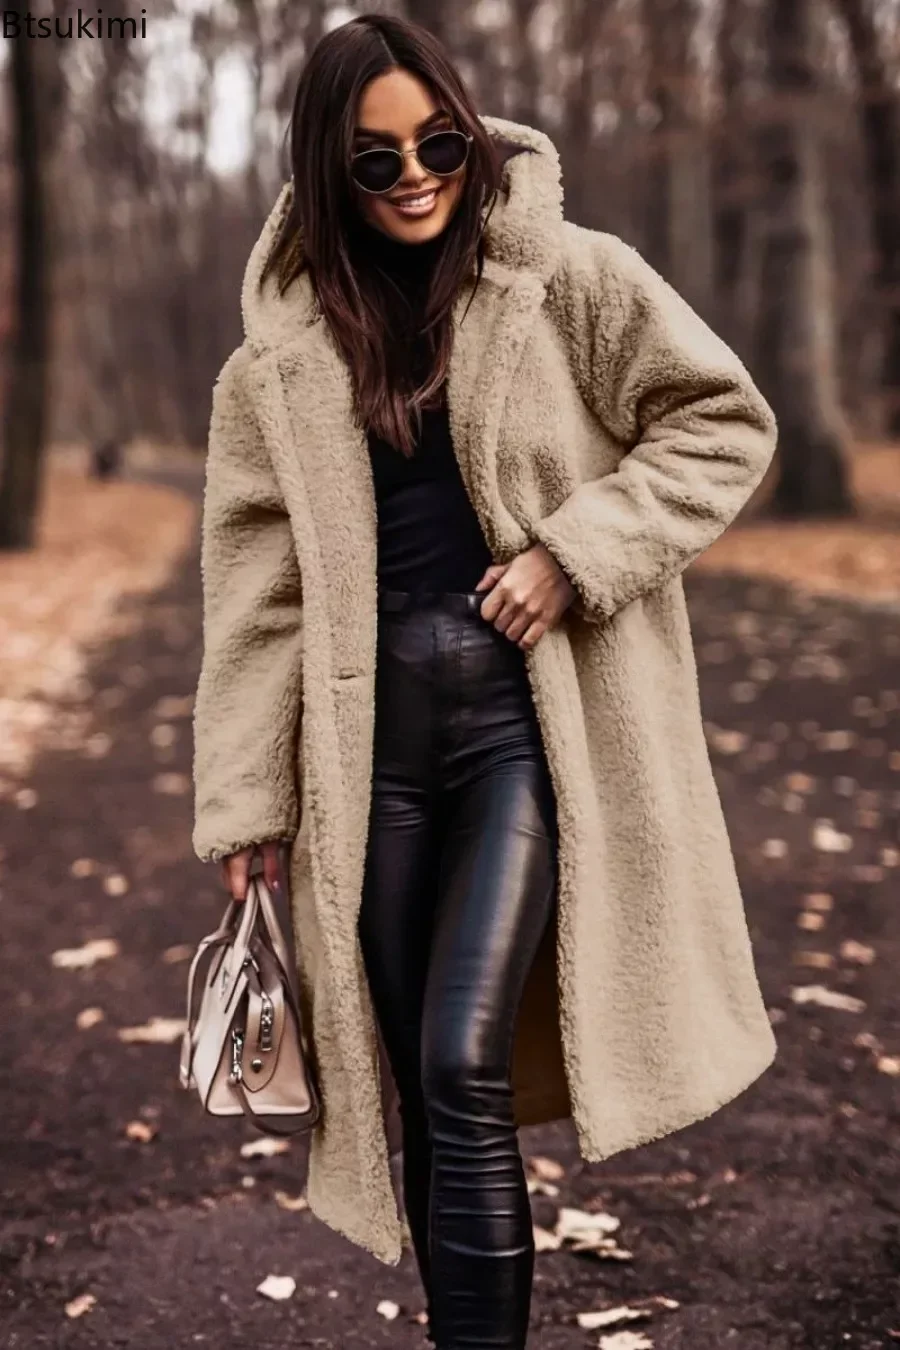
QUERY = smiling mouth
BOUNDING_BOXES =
[389,187,441,208]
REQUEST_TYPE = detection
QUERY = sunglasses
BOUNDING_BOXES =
[350,129,473,195]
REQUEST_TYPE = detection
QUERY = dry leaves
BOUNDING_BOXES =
[526,1153,563,1197]
[117,1017,186,1044]
[692,441,900,604]
[75,1007,105,1030]
[64,1293,96,1318]
[51,937,120,969]
[124,1120,158,1143]
[577,1296,679,1331]
[240,1137,290,1159]
[790,984,866,1013]
[256,1274,296,1301]
[376,1300,400,1320]
[812,820,853,853]
[152,772,191,796]
[0,455,195,779]
[598,1333,654,1350]
[274,1190,309,1212]
[161,943,194,964]
[533,1206,631,1260]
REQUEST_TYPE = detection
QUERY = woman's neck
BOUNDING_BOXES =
[351,215,447,285]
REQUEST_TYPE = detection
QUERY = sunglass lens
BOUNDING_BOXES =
[418,131,469,176]
[352,151,401,193]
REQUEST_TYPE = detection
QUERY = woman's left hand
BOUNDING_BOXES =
[474,543,576,650]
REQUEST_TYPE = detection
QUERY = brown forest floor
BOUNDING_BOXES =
[0,443,898,1350]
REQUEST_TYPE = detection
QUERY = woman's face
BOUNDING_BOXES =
[351,68,467,245]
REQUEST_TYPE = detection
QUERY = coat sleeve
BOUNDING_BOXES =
[192,348,305,864]
[530,231,778,622]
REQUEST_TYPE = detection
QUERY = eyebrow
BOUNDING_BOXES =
[354,109,451,143]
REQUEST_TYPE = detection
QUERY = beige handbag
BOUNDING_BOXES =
[178,869,321,1135]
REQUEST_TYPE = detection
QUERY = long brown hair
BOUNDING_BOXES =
[259,13,526,457]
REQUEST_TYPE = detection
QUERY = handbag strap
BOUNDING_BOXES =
[251,876,295,981]
[178,889,259,1089]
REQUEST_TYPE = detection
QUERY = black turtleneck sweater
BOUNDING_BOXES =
[355,221,494,598]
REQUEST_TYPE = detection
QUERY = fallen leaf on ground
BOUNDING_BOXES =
[65,1293,96,1318]
[533,1224,562,1252]
[103,874,129,896]
[599,1332,653,1350]
[377,1301,400,1320]
[876,1056,900,1075]
[840,940,875,965]
[117,1017,186,1044]
[802,893,834,912]
[152,772,191,795]
[161,944,194,964]
[274,1190,309,1212]
[790,985,866,1013]
[812,820,853,853]
[154,695,194,719]
[76,1007,105,1029]
[124,1120,158,1143]
[526,1155,565,1182]
[70,858,99,878]
[579,1296,679,1329]
[256,1275,295,1301]
[793,951,834,969]
[51,938,120,969]
[527,1177,560,1197]
[240,1137,290,1159]
[554,1206,632,1257]
[556,1207,620,1241]
[578,1305,652,1329]
[705,727,748,755]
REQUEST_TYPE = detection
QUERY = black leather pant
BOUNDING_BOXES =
[358,590,559,1350]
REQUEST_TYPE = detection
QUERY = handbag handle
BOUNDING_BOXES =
[179,885,261,1088]
[251,875,296,984]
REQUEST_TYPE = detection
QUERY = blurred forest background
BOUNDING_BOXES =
[2,0,900,544]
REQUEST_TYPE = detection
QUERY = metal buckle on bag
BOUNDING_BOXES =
[229,1026,245,1083]
[242,951,275,1053]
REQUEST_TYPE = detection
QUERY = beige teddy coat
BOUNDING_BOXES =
[192,114,779,1266]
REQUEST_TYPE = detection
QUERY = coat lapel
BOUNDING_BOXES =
[239,115,567,638]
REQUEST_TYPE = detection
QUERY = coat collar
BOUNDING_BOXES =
[239,115,565,356]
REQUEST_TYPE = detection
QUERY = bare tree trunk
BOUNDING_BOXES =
[560,0,610,226]
[714,0,761,352]
[755,0,851,516]
[644,0,714,318]
[833,0,900,434]
[403,0,451,47]
[0,2,52,551]
[507,0,541,127]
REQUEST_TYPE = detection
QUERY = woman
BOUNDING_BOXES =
[192,13,778,1348]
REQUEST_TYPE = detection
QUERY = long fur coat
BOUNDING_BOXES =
[192,114,779,1265]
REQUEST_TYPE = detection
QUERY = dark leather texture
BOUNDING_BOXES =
[358,590,559,1349]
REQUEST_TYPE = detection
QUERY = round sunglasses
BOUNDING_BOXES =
[350,129,473,195]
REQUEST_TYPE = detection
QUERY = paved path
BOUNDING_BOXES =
[1,472,898,1349]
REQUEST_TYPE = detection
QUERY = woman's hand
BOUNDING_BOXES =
[474,544,576,650]
[221,839,285,903]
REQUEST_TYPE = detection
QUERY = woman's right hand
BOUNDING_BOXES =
[221,839,284,902]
